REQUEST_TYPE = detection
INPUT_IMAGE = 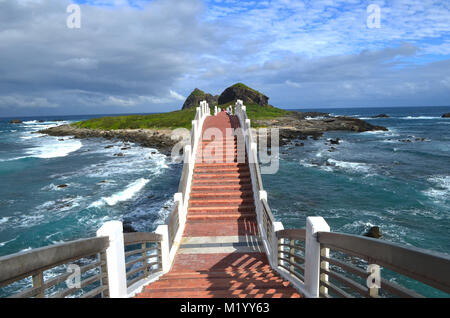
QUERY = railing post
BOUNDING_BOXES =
[155,225,170,273]
[304,216,330,298]
[96,221,127,298]
[272,222,284,267]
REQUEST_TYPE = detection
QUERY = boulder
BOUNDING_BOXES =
[442,113,450,118]
[9,119,22,124]
[364,226,382,239]
[57,184,68,189]
[182,88,218,110]
[372,114,390,118]
[218,83,269,106]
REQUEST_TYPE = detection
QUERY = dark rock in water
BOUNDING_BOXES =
[114,153,125,157]
[364,226,382,239]
[38,120,45,123]
[328,147,337,152]
[182,88,219,110]
[9,119,23,124]
[298,112,330,119]
[218,83,269,106]
[121,147,131,150]
[329,138,340,145]
[123,221,137,233]
[372,114,390,118]
[442,113,450,118]
[57,184,68,188]
[104,145,114,149]
[58,139,64,141]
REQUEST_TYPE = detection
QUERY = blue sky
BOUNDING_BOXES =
[0,0,449,116]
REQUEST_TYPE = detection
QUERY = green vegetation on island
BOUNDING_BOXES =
[72,83,290,130]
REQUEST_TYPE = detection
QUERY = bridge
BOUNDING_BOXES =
[0,101,449,298]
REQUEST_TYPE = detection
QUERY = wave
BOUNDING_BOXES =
[0,236,17,247]
[400,116,441,120]
[26,139,82,159]
[327,159,372,173]
[423,176,450,202]
[90,178,150,208]
[0,217,10,225]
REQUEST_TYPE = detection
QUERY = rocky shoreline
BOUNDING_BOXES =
[38,112,388,152]
[38,125,181,155]
[254,111,388,146]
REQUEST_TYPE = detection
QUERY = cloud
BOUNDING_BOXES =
[0,0,449,116]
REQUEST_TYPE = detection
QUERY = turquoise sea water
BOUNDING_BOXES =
[0,106,449,297]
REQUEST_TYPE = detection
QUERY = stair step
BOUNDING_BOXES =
[193,172,251,179]
[189,198,254,207]
[192,178,251,184]
[187,213,256,221]
[190,191,253,198]
[195,167,249,173]
[188,204,255,212]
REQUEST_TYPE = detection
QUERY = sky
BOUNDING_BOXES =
[0,0,449,117]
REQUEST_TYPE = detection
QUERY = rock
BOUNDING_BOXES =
[57,184,68,188]
[372,114,390,118]
[442,113,450,118]
[9,119,22,124]
[104,145,114,149]
[121,147,131,150]
[329,138,340,145]
[123,221,137,233]
[114,153,125,157]
[328,147,337,152]
[182,88,219,110]
[38,120,45,123]
[58,139,64,141]
[218,83,269,106]
[364,226,382,239]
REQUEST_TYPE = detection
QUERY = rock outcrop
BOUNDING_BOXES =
[364,226,382,239]
[372,114,390,118]
[218,83,269,106]
[9,119,23,124]
[182,88,218,110]
[442,113,450,118]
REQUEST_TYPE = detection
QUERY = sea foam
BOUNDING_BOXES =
[90,178,150,208]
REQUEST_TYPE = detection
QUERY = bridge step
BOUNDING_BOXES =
[195,167,249,173]
[189,199,255,207]
[190,191,253,199]
[188,204,255,212]
[187,213,256,221]
[193,172,251,179]
[192,178,251,184]
[191,184,253,192]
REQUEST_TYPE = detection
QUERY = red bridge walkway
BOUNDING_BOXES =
[137,112,300,298]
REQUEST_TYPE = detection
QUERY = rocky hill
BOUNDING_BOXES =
[182,89,218,110]
[218,83,269,106]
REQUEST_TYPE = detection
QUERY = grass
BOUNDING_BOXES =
[72,103,291,130]
[72,107,198,130]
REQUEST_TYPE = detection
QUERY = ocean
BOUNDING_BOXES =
[0,106,449,297]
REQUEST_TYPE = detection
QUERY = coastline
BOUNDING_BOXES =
[38,112,388,150]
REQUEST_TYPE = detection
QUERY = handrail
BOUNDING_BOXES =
[123,232,162,288]
[277,229,306,241]
[0,237,109,284]
[0,237,109,298]
[123,232,162,245]
[317,231,450,294]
